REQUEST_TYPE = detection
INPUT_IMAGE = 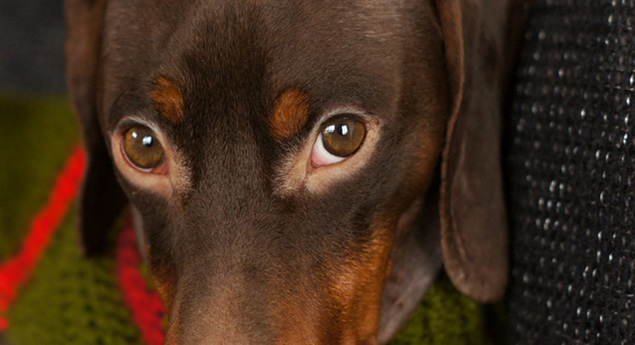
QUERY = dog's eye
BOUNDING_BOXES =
[311,116,366,167]
[123,125,165,170]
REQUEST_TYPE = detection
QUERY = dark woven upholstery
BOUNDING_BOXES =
[506,0,635,344]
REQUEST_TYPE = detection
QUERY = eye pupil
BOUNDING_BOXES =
[339,124,349,136]
[321,116,366,157]
[142,135,154,147]
[123,125,165,170]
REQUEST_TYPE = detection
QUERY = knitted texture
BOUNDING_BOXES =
[506,1,635,344]
[7,215,143,345]
[117,222,166,345]
[0,94,78,260]
[0,146,84,329]
[388,277,502,345]
[0,94,501,344]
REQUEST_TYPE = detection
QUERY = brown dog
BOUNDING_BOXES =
[65,0,521,343]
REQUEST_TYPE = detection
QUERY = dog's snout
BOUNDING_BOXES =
[164,270,317,345]
[165,266,270,345]
[161,243,385,345]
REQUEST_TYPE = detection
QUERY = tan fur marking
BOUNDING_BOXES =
[327,215,396,344]
[270,88,310,139]
[151,77,184,123]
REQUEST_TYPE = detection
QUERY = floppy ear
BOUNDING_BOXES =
[66,0,127,255]
[436,0,511,302]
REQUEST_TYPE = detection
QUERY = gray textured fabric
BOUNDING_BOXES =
[506,0,635,344]
[0,0,66,93]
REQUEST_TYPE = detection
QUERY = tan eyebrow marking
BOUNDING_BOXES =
[270,88,310,139]
[151,77,184,123]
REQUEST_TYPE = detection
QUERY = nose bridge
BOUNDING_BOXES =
[170,258,274,345]
[167,215,392,345]
[168,225,344,345]
[192,127,271,221]
[171,171,367,344]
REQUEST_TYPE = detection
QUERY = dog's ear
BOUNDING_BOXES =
[436,0,510,302]
[66,0,127,255]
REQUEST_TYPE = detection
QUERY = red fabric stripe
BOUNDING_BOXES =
[0,145,167,344]
[116,221,166,345]
[0,146,86,330]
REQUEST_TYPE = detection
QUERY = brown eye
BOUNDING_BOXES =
[321,116,367,157]
[123,125,164,170]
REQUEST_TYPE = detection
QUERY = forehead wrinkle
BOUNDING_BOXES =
[270,88,311,140]
[151,76,185,123]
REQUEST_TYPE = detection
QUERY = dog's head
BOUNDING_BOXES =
[66,0,512,343]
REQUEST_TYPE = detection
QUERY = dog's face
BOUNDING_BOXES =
[66,0,512,344]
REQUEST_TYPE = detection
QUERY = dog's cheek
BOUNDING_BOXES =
[148,238,178,304]
[325,214,397,343]
[146,244,178,309]
[389,122,446,214]
[131,200,179,309]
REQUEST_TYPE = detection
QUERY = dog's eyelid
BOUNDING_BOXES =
[113,117,173,145]
[307,107,377,145]
[316,106,376,125]
[114,116,162,134]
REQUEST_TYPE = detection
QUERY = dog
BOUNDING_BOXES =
[65,0,522,343]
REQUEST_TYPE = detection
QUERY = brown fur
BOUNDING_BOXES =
[65,0,526,343]
[327,215,396,345]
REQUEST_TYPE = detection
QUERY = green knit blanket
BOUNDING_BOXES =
[0,94,504,345]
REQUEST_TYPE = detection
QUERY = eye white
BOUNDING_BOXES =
[310,132,347,167]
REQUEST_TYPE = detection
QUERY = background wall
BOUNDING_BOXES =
[0,0,66,94]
